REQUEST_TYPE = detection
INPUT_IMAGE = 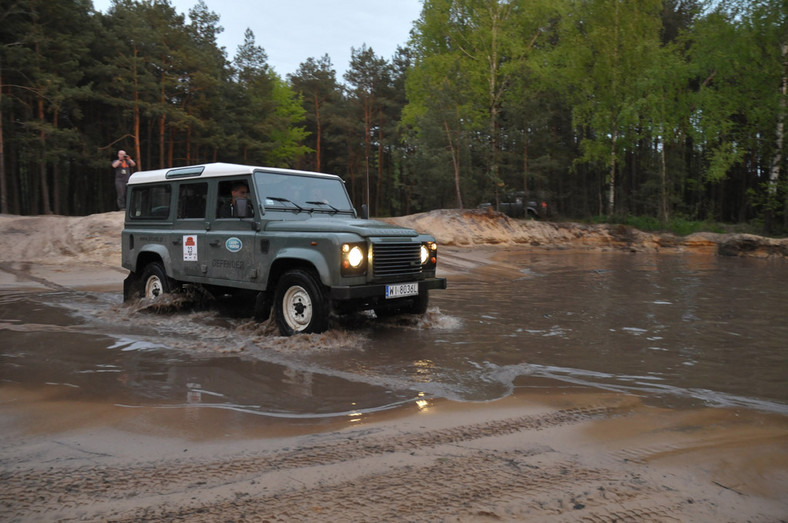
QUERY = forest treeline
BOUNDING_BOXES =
[1,0,785,231]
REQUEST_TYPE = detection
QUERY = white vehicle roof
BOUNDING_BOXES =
[127,162,340,185]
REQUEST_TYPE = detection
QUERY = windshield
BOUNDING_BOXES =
[254,171,354,213]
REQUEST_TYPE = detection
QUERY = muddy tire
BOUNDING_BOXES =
[140,261,173,299]
[409,291,429,315]
[274,269,329,336]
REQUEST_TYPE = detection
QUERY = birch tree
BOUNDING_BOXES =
[407,0,561,208]
[688,0,787,225]
[553,0,662,215]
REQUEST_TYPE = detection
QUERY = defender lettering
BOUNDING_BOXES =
[212,259,244,269]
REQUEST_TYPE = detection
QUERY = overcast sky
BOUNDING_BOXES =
[92,0,424,80]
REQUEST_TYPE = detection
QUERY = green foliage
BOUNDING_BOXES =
[287,55,341,173]
[0,0,310,214]
[592,214,727,235]
[406,0,565,209]
[0,0,785,228]
[551,0,663,215]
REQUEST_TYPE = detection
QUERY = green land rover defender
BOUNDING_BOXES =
[121,163,447,336]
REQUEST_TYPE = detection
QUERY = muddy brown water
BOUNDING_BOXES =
[1,250,787,430]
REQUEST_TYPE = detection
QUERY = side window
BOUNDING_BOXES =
[129,184,171,220]
[177,182,208,219]
[216,179,253,218]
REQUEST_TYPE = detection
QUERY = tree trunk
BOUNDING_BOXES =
[52,108,61,214]
[348,143,357,205]
[608,128,618,216]
[523,131,529,196]
[444,119,464,209]
[363,97,372,214]
[132,44,142,165]
[769,42,787,196]
[766,42,787,232]
[159,78,166,169]
[314,91,322,172]
[375,110,383,215]
[186,126,192,164]
[660,134,669,221]
[38,97,52,214]
[0,66,8,214]
[597,168,603,216]
[168,128,174,167]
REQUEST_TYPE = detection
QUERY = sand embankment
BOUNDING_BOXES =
[1,209,785,272]
[385,208,788,257]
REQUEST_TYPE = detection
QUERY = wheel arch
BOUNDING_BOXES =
[267,251,329,290]
[133,246,171,275]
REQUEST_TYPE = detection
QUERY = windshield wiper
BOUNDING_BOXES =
[305,200,340,213]
[267,196,303,211]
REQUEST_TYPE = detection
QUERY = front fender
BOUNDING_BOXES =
[272,247,333,286]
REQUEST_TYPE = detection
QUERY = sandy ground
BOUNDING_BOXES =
[1,211,787,522]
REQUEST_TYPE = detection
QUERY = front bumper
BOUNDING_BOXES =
[330,277,447,301]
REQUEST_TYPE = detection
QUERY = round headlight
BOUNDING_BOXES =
[420,245,429,264]
[348,246,364,267]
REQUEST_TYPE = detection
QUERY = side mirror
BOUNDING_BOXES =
[235,197,249,218]
[361,203,369,220]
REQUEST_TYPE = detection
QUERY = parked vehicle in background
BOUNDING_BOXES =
[121,163,447,336]
[479,191,549,219]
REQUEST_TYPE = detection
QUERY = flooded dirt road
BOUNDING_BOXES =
[2,249,786,421]
[435,249,788,412]
[1,246,787,521]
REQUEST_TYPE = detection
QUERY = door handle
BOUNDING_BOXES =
[209,240,220,247]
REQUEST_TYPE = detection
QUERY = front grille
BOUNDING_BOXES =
[372,242,422,278]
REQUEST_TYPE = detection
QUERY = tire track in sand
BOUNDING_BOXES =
[1,404,624,520]
[116,454,617,522]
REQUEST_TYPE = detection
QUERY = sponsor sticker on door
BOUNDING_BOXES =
[183,235,198,261]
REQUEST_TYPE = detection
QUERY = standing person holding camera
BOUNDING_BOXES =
[112,150,136,210]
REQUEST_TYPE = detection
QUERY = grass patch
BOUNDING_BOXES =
[586,215,744,236]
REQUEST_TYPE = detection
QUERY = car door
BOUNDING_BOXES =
[174,181,209,280]
[205,176,260,288]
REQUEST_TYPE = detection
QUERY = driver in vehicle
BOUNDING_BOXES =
[219,182,250,217]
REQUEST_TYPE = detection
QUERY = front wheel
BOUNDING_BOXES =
[408,291,429,315]
[140,261,173,299]
[274,270,329,336]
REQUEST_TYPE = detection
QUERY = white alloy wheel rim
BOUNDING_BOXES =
[282,285,312,331]
[145,275,164,298]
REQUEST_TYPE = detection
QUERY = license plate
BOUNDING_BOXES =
[385,282,419,299]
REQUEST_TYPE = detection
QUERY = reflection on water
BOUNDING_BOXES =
[1,251,787,421]
[422,251,788,411]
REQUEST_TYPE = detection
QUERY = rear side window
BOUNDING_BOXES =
[177,182,208,219]
[129,184,171,220]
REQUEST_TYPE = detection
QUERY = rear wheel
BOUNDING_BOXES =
[274,269,329,336]
[140,261,172,299]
